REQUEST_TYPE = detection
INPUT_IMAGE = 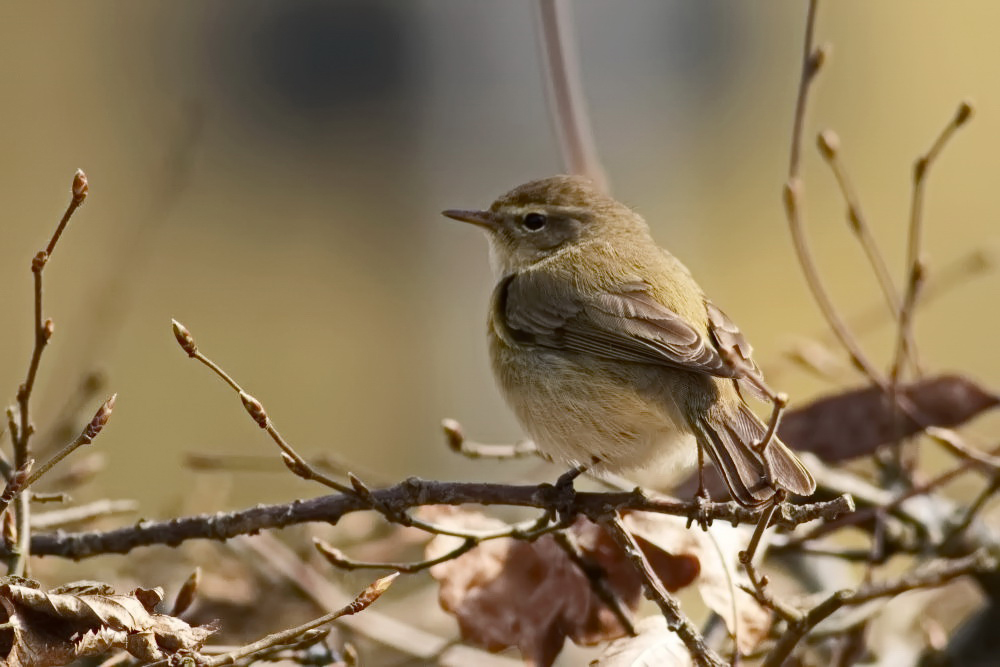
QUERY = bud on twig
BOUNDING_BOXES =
[0,460,34,506]
[82,394,117,444]
[32,251,48,273]
[280,452,308,477]
[342,572,398,616]
[314,538,352,569]
[954,100,974,127]
[817,130,839,160]
[810,43,831,74]
[783,179,802,218]
[171,567,201,617]
[42,319,55,343]
[240,392,268,428]
[441,418,464,453]
[72,169,89,203]
[171,319,198,357]
[2,509,16,549]
[348,472,373,501]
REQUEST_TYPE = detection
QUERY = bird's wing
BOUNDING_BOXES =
[496,271,739,378]
[705,301,770,400]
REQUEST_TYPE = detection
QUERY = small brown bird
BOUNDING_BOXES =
[444,176,815,507]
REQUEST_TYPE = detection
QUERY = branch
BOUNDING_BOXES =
[762,550,996,666]
[15,480,854,560]
[8,169,89,575]
[782,3,884,385]
[602,513,724,667]
[816,129,900,319]
[534,0,606,190]
[891,100,975,382]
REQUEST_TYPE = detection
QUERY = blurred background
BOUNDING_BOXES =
[0,0,997,514]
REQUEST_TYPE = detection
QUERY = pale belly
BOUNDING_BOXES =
[491,343,698,475]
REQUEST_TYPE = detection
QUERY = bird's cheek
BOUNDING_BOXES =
[485,236,512,278]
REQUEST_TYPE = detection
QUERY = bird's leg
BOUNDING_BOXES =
[544,463,587,522]
[689,444,713,531]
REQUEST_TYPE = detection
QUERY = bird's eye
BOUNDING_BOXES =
[522,213,547,231]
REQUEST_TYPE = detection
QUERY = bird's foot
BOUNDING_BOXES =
[687,488,714,531]
[540,465,586,522]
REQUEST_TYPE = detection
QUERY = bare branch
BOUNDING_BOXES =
[9,169,90,575]
[16,481,854,560]
[534,0,607,190]
[762,550,995,666]
[602,513,724,667]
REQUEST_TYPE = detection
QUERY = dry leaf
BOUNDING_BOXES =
[779,374,997,462]
[0,581,215,667]
[590,616,691,667]
[424,507,698,667]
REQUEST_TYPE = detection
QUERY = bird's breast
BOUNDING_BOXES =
[488,329,695,473]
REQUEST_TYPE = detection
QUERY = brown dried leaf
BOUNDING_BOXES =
[423,507,699,667]
[590,616,691,667]
[0,582,215,667]
[779,374,998,462]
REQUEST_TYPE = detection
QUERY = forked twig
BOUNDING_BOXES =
[890,100,975,385]
[8,169,89,575]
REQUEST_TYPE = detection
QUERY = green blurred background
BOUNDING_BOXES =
[0,0,996,511]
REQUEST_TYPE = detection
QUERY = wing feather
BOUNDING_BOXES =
[496,272,738,378]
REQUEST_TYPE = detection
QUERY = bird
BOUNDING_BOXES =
[443,175,815,508]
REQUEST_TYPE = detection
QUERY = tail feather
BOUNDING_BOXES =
[693,418,774,508]
[694,405,816,508]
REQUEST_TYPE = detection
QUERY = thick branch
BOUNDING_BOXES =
[15,479,854,560]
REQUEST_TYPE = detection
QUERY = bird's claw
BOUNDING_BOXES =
[687,489,714,531]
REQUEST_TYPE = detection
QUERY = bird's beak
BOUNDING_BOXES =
[442,209,497,230]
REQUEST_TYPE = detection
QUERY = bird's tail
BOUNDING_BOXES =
[692,404,816,508]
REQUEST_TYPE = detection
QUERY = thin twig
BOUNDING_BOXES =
[816,129,900,318]
[442,419,539,460]
[534,0,607,191]
[781,442,998,551]
[552,529,637,636]
[314,535,477,574]
[0,462,34,519]
[762,550,995,667]
[197,573,396,666]
[602,512,724,667]
[892,100,974,382]
[926,427,1000,472]
[741,559,800,624]
[24,395,116,488]
[237,532,520,666]
[9,169,89,575]
[171,320,354,495]
[782,2,885,385]
[31,499,138,530]
[788,0,822,177]
[941,476,1000,548]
